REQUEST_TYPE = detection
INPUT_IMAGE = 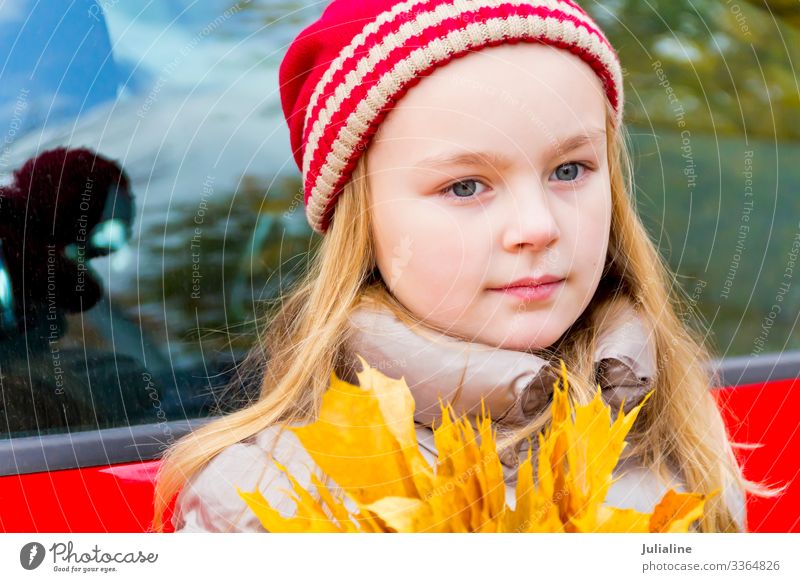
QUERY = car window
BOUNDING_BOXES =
[0,0,325,440]
[584,0,799,358]
[1,1,797,442]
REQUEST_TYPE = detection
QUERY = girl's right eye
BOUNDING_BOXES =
[437,178,490,202]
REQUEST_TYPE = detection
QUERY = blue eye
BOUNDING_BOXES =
[438,178,489,202]
[551,162,588,182]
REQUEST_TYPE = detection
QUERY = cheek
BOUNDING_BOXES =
[566,187,612,280]
[372,200,488,312]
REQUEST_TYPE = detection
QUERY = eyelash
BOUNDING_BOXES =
[437,162,593,202]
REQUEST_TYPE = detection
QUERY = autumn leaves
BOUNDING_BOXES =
[238,357,715,532]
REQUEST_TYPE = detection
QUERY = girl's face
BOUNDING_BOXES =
[366,43,612,351]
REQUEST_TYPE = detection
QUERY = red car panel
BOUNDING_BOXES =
[713,377,800,532]
[2,379,797,533]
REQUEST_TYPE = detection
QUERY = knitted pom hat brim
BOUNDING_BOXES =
[279,0,624,235]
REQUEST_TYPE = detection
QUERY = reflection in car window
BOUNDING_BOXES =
[0,147,149,437]
[1,1,797,441]
[585,0,800,357]
[0,1,325,440]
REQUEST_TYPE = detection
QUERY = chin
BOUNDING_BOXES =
[488,329,559,352]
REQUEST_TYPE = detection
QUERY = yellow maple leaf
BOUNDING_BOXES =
[238,357,716,532]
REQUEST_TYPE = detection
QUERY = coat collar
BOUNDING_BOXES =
[341,296,657,431]
[343,298,656,474]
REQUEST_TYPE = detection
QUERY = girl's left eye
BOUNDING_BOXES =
[550,162,589,182]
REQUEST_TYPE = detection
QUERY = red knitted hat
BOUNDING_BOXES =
[279,0,624,235]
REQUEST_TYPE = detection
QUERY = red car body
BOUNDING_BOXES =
[2,374,797,533]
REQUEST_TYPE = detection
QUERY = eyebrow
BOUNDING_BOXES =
[413,128,607,170]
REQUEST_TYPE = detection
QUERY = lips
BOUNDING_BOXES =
[489,278,564,302]
[491,275,565,290]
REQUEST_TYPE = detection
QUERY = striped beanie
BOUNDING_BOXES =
[279,0,624,235]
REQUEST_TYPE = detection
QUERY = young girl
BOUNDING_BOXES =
[154,0,757,533]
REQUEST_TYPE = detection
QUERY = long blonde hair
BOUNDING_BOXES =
[153,104,775,533]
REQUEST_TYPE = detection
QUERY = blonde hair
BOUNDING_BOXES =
[153,103,777,533]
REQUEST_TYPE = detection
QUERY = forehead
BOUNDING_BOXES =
[372,42,607,151]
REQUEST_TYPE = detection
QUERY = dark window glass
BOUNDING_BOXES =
[0,1,325,439]
[586,0,800,357]
[1,1,796,441]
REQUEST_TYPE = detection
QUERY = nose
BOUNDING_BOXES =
[500,182,560,251]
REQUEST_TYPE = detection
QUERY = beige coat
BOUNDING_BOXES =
[172,298,746,532]
[172,420,745,532]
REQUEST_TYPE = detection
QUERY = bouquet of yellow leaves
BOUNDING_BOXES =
[238,356,717,532]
